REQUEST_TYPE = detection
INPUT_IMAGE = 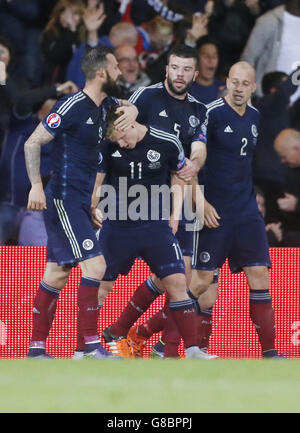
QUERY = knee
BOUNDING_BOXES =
[199,283,219,310]
[245,266,269,290]
[80,255,106,281]
[190,270,215,297]
[44,265,71,289]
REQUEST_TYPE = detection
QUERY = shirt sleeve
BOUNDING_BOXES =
[41,94,78,138]
[192,106,209,144]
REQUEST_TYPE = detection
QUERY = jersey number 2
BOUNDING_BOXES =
[240,138,248,156]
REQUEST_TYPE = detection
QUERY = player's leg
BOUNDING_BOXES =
[244,265,280,358]
[73,279,115,359]
[77,254,116,358]
[27,261,71,358]
[230,213,282,358]
[189,268,219,354]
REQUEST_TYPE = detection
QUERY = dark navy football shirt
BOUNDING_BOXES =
[194,97,260,218]
[98,125,185,224]
[42,91,118,203]
[129,82,207,157]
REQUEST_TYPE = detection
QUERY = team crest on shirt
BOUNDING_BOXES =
[189,115,200,128]
[199,251,210,263]
[251,124,258,138]
[147,150,161,162]
[82,239,94,251]
[46,113,61,128]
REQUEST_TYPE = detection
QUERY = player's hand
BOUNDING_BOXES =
[91,206,103,229]
[83,2,106,33]
[266,222,283,243]
[176,158,197,182]
[27,183,47,211]
[57,81,78,94]
[204,200,220,228]
[114,105,138,131]
[277,193,298,212]
[185,13,208,45]
[169,216,179,235]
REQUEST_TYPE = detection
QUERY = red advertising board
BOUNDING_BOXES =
[0,247,299,359]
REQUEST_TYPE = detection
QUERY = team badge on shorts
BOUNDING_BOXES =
[46,113,61,128]
[82,239,94,251]
[200,251,210,263]
[189,115,200,127]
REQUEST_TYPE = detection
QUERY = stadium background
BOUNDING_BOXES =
[1,246,299,359]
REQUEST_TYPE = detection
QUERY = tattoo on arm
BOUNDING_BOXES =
[24,122,53,185]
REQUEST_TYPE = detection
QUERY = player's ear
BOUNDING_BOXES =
[96,66,106,80]
[193,70,199,81]
[252,81,257,93]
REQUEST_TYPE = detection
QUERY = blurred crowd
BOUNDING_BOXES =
[0,0,300,247]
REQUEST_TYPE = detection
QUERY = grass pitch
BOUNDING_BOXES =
[0,359,300,413]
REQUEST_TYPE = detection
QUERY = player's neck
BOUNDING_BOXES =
[225,95,247,116]
[136,124,148,142]
[83,82,106,107]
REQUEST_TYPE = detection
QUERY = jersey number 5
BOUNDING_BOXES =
[240,138,248,156]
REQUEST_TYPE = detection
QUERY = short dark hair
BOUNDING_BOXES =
[167,44,198,68]
[105,105,123,140]
[81,45,114,80]
[261,71,288,95]
[197,35,219,53]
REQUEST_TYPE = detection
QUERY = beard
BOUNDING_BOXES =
[102,72,121,98]
[167,76,193,96]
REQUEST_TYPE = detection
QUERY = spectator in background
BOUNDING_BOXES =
[255,186,283,247]
[41,0,87,84]
[138,15,175,76]
[0,80,78,246]
[208,0,260,75]
[253,69,300,222]
[0,0,45,86]
[114,45,151,99]
[189,36,225,104]
[130,0,208,26]
[66,14,139,88]
[273,129,300,246]
[84,0,122,36]
[241,0,300,98]
[0,37,29,146]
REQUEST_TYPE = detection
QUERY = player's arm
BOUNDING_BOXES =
[24,122,54,210]
[192,178,220,228]
[91,172,107,229]
[170,173,186,235]
[177,139,207,182]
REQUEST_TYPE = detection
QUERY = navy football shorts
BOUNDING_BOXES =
[192,213,271,273]
[44,195,103,266]
[99,221,185,281]
[176,224,194,257]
